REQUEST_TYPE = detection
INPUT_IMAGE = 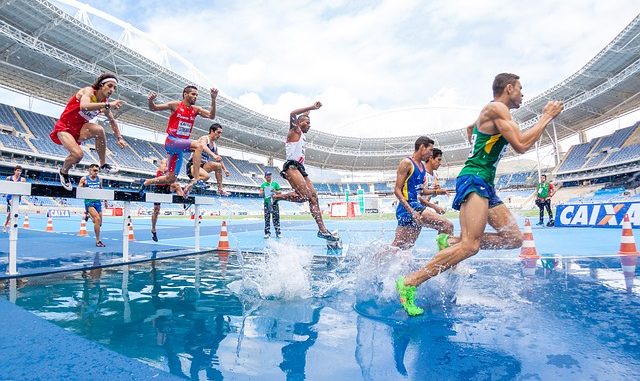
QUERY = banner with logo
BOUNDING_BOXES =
[555,202,640,228]
[48,209,70,218]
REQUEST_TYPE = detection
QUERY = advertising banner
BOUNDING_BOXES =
[555,202,640,228]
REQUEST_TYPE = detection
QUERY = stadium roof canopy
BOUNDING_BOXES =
[0,1,639,171]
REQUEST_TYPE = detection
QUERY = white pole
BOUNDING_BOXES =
[7,194,18,275]
[194,204,201,251]
[535,142,542,181]
[122,201,130,262]
[552,121,560,166]
[122,265,131,323]
[9,278,16,303]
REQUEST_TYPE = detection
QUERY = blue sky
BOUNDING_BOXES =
[53,0,640,140]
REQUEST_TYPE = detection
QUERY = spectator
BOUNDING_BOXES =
[259,171,281,238]
[535,174,555,226]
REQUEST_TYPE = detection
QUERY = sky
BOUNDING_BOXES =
[50,0,640,139]
[2,0,639,180]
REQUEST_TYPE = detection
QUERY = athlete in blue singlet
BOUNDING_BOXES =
[3,165,26,232]
[78,164,105,247]
[391,136,435,250]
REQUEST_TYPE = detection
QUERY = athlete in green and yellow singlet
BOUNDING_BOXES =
[396,73,564,316]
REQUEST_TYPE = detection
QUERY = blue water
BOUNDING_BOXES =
[1,219,640,379]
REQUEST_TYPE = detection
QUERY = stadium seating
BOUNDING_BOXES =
[0,104,27,134]
[591,125,635,152]
[373,182,393,193]
[220,156,257,186]
[127,137,166,164]
[314,183,331,193]
[14,107,56,139]
[0,133,32,152]
[29,137,68,157]
[496,174,511,189]
[603,144,640,166]
[557,142,593,172]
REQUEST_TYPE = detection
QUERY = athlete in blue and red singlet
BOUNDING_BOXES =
[140,86,218,191]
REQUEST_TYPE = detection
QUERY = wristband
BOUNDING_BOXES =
[104,102,110,110]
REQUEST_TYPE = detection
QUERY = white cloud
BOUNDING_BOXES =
[54,0,640,138]
[227,59,268,91]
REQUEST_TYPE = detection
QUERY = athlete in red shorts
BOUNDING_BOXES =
[139,86,218,192]
[51,73,127,190]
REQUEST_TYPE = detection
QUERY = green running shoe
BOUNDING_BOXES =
[396,277,424,316]
[436,233,450,252]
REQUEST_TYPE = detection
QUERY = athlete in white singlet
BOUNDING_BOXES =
[273,102,338,241]
[184,123,230,196]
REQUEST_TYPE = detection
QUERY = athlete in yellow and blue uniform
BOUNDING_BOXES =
[397,73,564,316]
[391,136,435,249]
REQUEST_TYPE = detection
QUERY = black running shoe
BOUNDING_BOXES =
[59,170,72,191]
[151,231,158,242]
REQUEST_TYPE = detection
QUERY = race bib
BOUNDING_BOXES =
[177,121,192,137]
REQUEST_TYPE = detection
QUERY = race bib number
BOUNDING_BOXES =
[264,186,273,198]
[177,121,192,137]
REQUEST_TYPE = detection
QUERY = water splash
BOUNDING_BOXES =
[230,240,314,300]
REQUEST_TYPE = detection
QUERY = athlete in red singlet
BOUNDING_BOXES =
[150,158,184,242]
[140,86,218,192]
[51,73,127,190]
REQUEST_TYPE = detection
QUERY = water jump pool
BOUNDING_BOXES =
[1,217,639,380]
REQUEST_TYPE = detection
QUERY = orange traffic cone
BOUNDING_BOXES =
[128,217,135,241]
[22,214,30,229]
[618,214,638,292]
[520,218,539,276]
[78,216,87,237]
[45,216,54,232]
[217,220,230,251]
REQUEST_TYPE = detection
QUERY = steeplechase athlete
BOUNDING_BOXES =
[3,165,26,233]
[418,148,455,250]
[78,164,106,247]
[140,86,218,192]
[151,158,184,242]
[392,137,453,250]
[184,123,230,196]
[51,73,127,190]
[396,73,563,316]
[272,102,339,241]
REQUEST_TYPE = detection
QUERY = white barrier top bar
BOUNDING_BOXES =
[76,187,115,201]
[194,196,215,205]
[0,181,31,196]
[145,193,173,203]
